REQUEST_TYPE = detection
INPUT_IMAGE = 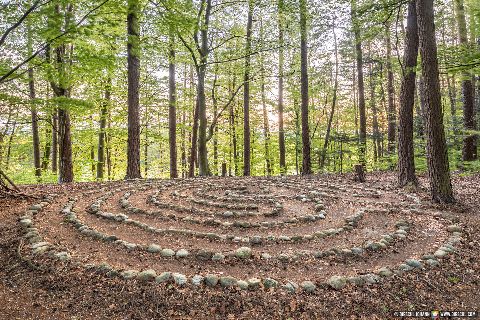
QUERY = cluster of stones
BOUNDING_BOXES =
[92,190,370,248]
[20,177,465,295]
[18,195,71,261]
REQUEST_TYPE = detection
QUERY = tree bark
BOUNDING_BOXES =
[416,0,454,203]
[351,0,367,165]
[126,0,142,179]
[243,0,254,176]
[320,17,338,169]
[197,0,212,176]
[51,109,58,173]
[454,0,477,161]
[49,4,73,183]
[97,79,110,180]
[27,19,41,179]
[300,0,311,175]
[398,0,419,187]
[385,22,396,154]
[278,0,286,174]
[168,29,178,178]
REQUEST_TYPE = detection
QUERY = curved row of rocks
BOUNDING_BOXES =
[17,178,465,295]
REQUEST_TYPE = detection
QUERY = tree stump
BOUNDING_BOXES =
[354,164,366,183]
[221,163,227,177]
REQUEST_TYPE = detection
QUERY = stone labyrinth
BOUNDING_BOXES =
[18,176,463,293]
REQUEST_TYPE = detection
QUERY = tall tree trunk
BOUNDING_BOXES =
[212,70,219,175]
[416,0,454,203]
[106,111,112,180]
[42,116,52,171]
[351,0,367,165]
[261,83,272,176]
[181,64,188,178]
[454,0,477,161]
[27,20,41,179]
[385,22,396,154]
[53,5,73,183]
[188,65,198,177]
[398,0,419,187]
[57,107,73,183]
[168,29,178,178]
[299,0,311,175]
[97,79,110,180]
[370,64,380,163]
[294,98,300,175]
[278,0,286,174]
[126,0,141,179]
[197,0,212,176]
[320,17,339,169]
[51,109,58,173]
[243,0,254,176]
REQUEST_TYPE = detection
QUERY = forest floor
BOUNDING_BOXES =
[0,172,479,320]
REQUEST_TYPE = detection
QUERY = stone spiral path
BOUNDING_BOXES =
[17,176,464,294]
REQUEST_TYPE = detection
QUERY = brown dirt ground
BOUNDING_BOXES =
[0,172,479,319]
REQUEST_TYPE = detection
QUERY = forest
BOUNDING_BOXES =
[0,0,479,319]
[0,0,477,190]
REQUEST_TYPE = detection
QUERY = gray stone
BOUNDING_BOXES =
[260,253,272,260]
[282,281,298,293]
[173,273,187,285]
[250,236,263,245]
[205,275,219,287]
[300,281,316,293]
[30,204,42,211]
[235,247,252,259]
[361,273,381,284]
[347,276,365,286]
[426,259,440,267]
[263,278,278,289]
[160,248,176,257]
[176,249,189,258]
[278,235,291,242]
[405,259,423,268]
[212,253,225,261]
[247,278,261,289]
[196,250,213,261]
[33,246,49,254]
[422,254,435,260]
[124,243,137,250]
[351,247,364,255]
[223,211,234,218]
[147,244,161,253]
[376,267,393,277]
[365,242,381,251]
[137,269,157,281]
[121,270,138,280]
[54,251,70,261]
[434,250,447,258]
[439,246,453,253]
[31,241,49,249]
[191,275,204,286]
[447,225,462,233]
[328,276,347,290]
[278,253,290,261]
[237,280,249,290]
[398,264,414,272]
[219,276,237,287]
[19,219,33,227]
[155,272,172,283]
